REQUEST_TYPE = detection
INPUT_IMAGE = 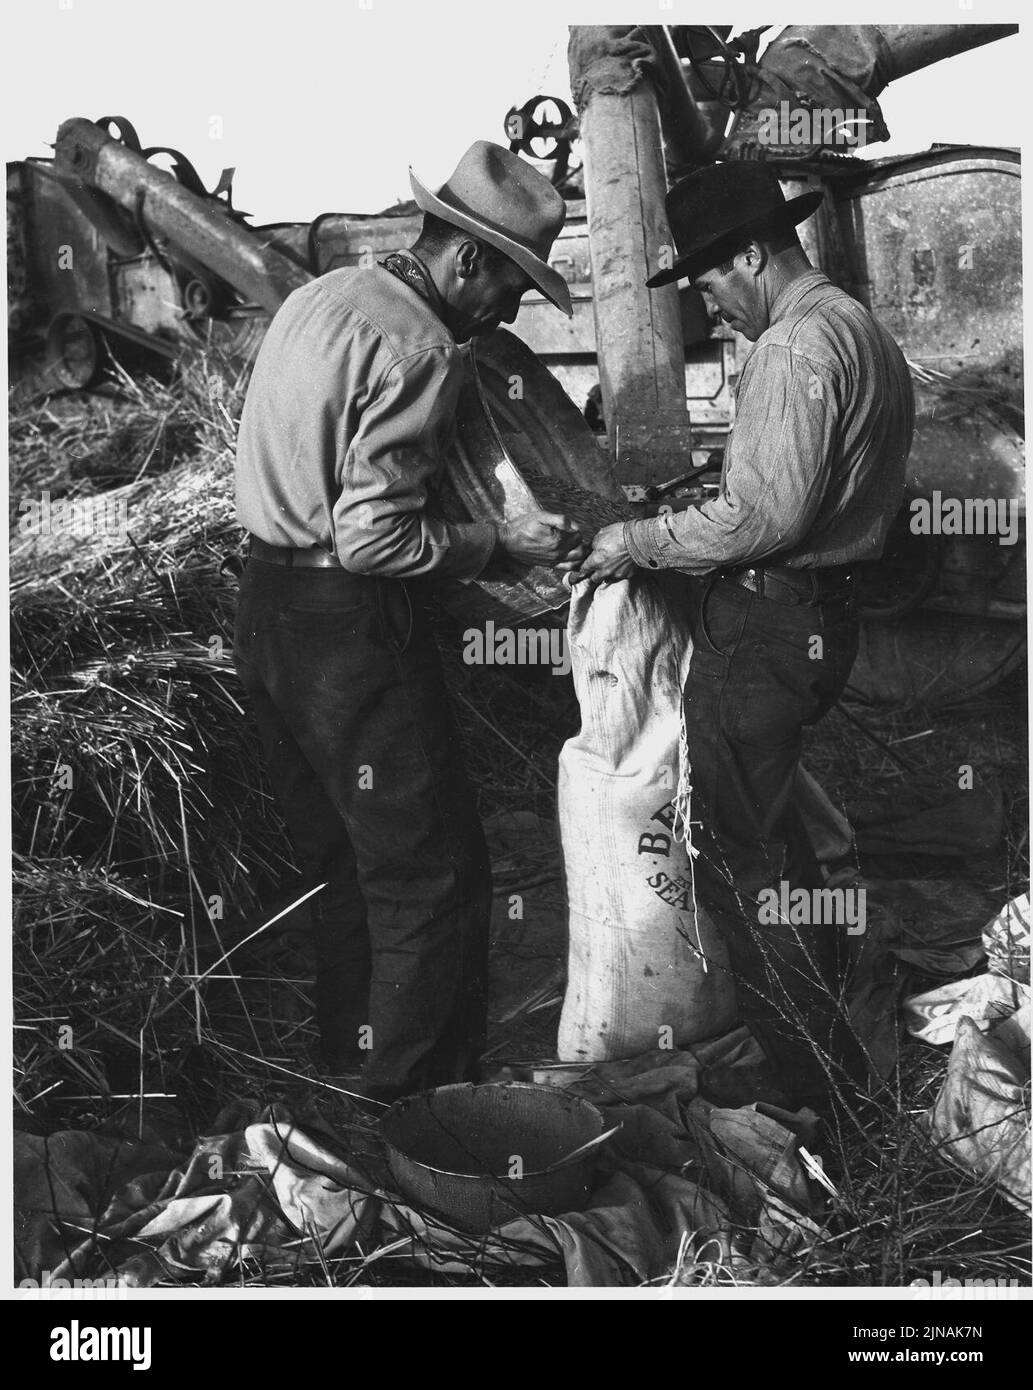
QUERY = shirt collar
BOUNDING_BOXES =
[768,268,832,327]
[378,248,450,324]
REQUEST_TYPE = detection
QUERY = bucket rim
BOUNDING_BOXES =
[379,1080,607,1182]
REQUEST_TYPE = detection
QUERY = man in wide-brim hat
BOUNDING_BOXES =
[233,142,586,1103]
[577,161,915,1105]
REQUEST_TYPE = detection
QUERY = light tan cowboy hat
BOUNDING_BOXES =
[409,141,572,317]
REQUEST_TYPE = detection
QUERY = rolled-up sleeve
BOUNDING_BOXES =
[623,345,840,575]
[334,346,497,580]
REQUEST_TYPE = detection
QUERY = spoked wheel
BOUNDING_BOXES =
[45,313,104,389]
[186,306,272,368]
[850,519,1026,707]
[847,611,1026,708]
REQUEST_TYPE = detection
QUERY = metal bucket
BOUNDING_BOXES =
[380,1082,610,1234]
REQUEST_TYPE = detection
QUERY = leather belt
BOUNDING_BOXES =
[247,535,341,568]
[721,562,856,606]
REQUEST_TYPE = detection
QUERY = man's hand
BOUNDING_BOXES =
[569,521,638,587]
[498,510,588,571]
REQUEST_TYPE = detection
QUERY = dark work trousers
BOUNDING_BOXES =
[683,573,865,1096]
[232,557,492,1101]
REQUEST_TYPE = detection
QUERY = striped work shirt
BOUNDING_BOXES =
[623,270,916,574]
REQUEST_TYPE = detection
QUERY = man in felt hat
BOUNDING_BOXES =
[576,162,915,1104]
[233,142,586,1103]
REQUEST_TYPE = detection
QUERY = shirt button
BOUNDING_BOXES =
[648,559,659,568]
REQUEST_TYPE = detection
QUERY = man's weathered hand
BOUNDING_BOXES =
[569,521,638,587]
[498,510,588,571]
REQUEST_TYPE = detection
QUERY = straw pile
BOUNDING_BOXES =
[10,357,304,1130]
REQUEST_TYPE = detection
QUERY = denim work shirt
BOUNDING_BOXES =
[623,270,916,574]
[234,266,498,579]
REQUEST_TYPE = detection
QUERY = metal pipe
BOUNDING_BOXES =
[759,23,1018,101]
[639,25,718,166]
[569,26,695,487]
[577,86,694,486]
[55,118,311,314]
[875,24,1018,83]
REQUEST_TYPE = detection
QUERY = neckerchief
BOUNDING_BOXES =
[378,248,450,324]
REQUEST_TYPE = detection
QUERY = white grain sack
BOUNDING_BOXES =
[557,575,737,1061]
[556,575,855,1063]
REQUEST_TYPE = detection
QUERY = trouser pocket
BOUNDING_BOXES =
[374,579,417,656]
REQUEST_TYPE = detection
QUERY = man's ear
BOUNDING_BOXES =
[454,238,480,281]
[742,239,767,277]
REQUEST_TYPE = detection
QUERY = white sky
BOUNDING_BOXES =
[0,2,1024,225]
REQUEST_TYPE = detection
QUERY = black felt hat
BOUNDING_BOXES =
[646,162,822,288]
